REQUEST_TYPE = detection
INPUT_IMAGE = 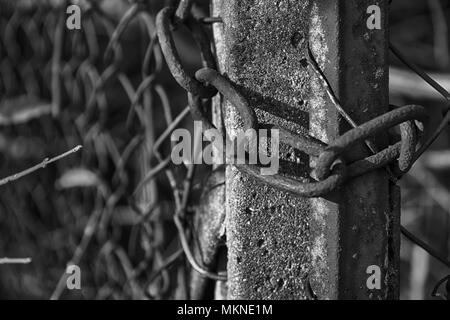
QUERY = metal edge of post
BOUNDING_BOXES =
[309,0,398,299]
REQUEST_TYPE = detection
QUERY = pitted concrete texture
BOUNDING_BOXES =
[213,0,313,299]
[212,0,396,300]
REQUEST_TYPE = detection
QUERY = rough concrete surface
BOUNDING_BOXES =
[213,0,312,300]
[212,0,397,300]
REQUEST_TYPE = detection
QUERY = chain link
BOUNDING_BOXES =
[156,0,450,298]
[156,3,442,198]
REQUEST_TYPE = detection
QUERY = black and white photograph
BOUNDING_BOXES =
[0,0,449,305]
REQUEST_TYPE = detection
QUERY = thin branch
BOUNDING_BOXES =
[0,145,83,187]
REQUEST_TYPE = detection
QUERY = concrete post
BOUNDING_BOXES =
[212,0,398,299]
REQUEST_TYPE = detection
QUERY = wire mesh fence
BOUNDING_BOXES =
[0,0,449,299]
[0,0,197,299]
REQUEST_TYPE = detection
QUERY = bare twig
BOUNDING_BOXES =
[0,145,83,187]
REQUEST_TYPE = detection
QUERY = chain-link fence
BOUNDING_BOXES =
[0,0,449,299]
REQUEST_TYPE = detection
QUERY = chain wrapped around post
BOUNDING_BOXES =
[154,0,450,298]
[156,5,432,197]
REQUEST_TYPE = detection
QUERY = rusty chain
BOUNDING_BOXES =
[154,0,450,298]
[155,3,445,198]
